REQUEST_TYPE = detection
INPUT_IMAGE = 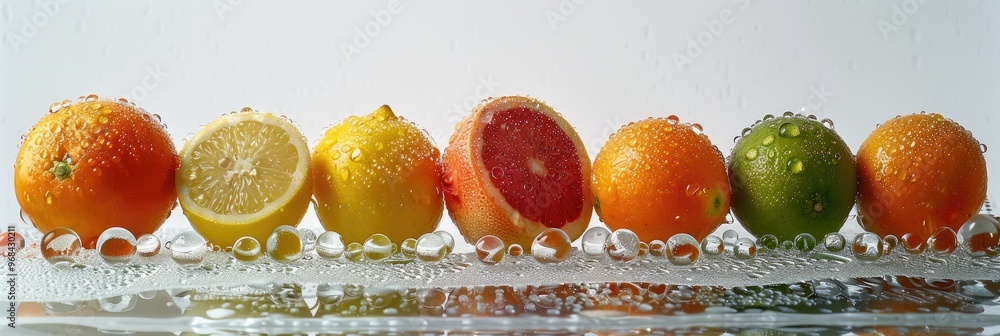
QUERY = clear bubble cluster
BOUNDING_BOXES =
[605,229,640,262]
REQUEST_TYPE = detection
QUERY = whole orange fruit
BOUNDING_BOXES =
[592,117,730,243]
[14,97,179,248]
[442,96,592,250]
[856,113,987,239]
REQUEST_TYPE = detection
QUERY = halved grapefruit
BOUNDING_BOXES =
[442,96,593,251]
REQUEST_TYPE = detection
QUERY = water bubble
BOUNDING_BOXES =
[605,229,640,262]
[778,122,801,138]
[733,238,756,260]
[475,235,505,265]
[233,236,262,262]
[793,233,816,252]
[317,231,345,259]
[363,234,393,261]
[823,232,846,252]
[99,294,137,313]
[666,115,680,124]
[400,238,417,259]
[299,229,317,252]
[507,244,524,257]
[927,227,958,255]
[901,233,926,254]
[97,227,137,265]
[757,234,779,250]
[780,240,795,251]
[648,240,666,257]
[41,227,81,266]
[317,284,345,304]
[821,118,835,129]
[882,235,899,255]
[763,114,775,121]
[416,288,449,308]
[168,231,208,265]
[344,242,364,261]
[434,231,455,254]
[852,233,883,262]
[701,235,724,255]
[637,241,649,257]
[744,148,758,160]
[363,286,400,308]
[741,127,752,137]
[981,143,988,153]
[958,214,1000,257]
[665,234,699,266]
[532,228,572,264]
[722,230,739,246]
[266,225,302,262]
[761,135,775,146]
[416,233,448,262]
[136,234,160,257]
[581,227,610,256]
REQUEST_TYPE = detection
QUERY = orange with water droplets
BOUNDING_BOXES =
[856,113,987,238]
[442,96,592,250]
[15,97,179,249]
[592,117,730,243]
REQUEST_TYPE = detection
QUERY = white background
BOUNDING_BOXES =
[2,0,998,252]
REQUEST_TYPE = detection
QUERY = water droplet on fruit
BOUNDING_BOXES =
[958,215,1000,257]
[606,229,640,262]
[363,234,393,261]
[266,225,302,262]
[475,235,505,265]
[741,127,751,137]
[722,230,739,246]
[793,233,816,252]
[761,135,775,146]
[684,184,699,196]
[44,191,53,205]
[901,233,926,254]
[507,244,524,257]
[744,148,758,160]
[701,235,724,255]
[852,232,883,262]
[981,143,988,153]
[135,234,160,257]
[532,228,572,264]
[233,236,262,262]
[168,231,208,265]
[733,238,756,260]
[84,94,98,102]
[927,227,958,255]
[785,157,804,174]
[778,122,801,138]
[349,148,362,161]
[399,238,417,259]
[666,115,680,124]
[821,118,835,129]
[490,166,505,179]
[317,231,345,259]
[823,232,845,252]
[97,227,137,265]
[665,234,699,266]
[416,233,447,262]
[434,231,455,254]
[344,242,364,261]
[41,227,81,266]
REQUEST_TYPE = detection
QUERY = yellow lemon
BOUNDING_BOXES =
[312,105,443,244]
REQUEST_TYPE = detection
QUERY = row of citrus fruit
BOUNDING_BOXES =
[14,95,990,254]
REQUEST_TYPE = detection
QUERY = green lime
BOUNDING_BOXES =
[728,115,857,242]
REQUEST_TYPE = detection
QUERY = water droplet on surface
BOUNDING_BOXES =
[787,158,804,173]
[605,229,640,262]
[99,294,137,313]
[821,118,835,129]
[666,115,680,124]
[507,244,524,257]
[763,114,775,121]
[901,233,926,254]
[363,234,393,261]
[41,228,81,266]
[168,231,208,265]
[532,228,572,264]
[778,122,801,138]
[823,232,846,252]
[97,227,137,265]
[233,236,262,262]
[722,230,739,246]
[475,235,505,265]
[434,230,455,254]
[135,234,160,257]
[794,233,816,252]
[928,227,958,255]
[958,214,1000,257]
[399,238,417,259]
[741,127,752,137]
[733,238,756,260]
[416,233,447,262]
[581,227,610,256]
[648,240,666,257]
[299,229,317,252]
[317,231,345,259]
[317,283,344,304]
[852,232,883,262]
[266,225,302,262]
[757,234,779,250]
[701,235,724,255]
[665,234,700,266]
[882,235,899,255]
[980,143,988,153]
[416,288,449,308]
[344,242,364,261]
[364,286,400,308]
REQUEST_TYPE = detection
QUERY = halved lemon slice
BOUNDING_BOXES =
[176,108,312,248]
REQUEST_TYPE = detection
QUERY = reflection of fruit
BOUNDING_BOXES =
[442,96,592,250]
[176,108,312,248]
[856,113,987,238]
[15,97,178,248]
[592,117,730,243]
[729,115,856,242]
[312,105,443,244]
